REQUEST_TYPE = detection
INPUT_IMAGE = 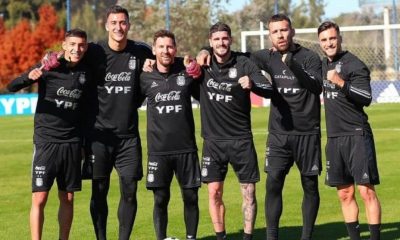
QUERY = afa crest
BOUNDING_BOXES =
[79,73,86,85]
[228,67,237,78]
[177,76,185,86]
[129,56,136,70]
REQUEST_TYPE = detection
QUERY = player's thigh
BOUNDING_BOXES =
[31,142,59,192]
[201,139,229,183]
[265,133,293,173]
[146,154,174,189]
[292,134,321,176]
[325,137,353,187]
[350,134,380,185]
[114,137,143,180]
[90,138,114,179]
[230,138,260,183]
[56,142,82,192]
[175,152,201,188]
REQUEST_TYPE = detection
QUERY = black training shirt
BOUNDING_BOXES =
[251,44,322,135]
[7,59,91,143]
[322,51,372,137]
[83,40,153,138]
[140,57,197,155]
[197,51,272,140]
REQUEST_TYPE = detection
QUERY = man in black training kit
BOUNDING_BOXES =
[318,21,381,240]
[250,14,323,240]
[83,5,153,240]
[140,29,201,240]
[7,29,90,240]
[197,22,272,240]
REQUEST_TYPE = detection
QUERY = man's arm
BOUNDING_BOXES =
[243,57,273,98]
[285,51,323,95]
[7,66,42,92]
[328,65,372,106]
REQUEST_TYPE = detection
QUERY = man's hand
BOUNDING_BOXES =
[143,59,156,72]
[28,68,43,80]
[238,76,252,90]
[196,49,211,66]
[184,55,202,79]
[327,69,344,88]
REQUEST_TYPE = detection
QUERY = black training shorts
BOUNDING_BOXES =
[325,133,380,187]
[146,152,201,189]
[32,142,81,192]
[201,138,260,183]
[89,133,143,180]
[265,133,322,176]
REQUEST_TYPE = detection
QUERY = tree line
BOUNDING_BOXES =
[0,0,387,90]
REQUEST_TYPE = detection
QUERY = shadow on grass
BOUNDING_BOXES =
[198,222,400,239]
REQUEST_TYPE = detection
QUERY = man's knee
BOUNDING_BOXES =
[120,176,138,202]
[208,183,224,202]
[182,188,199,205]
[337,184,356,203]
[153,188,170,208]
[92,178,110,194]
[358,184,379,203]
[58,191,74,205]
[32,192,49,208]
[266,170,286,193]
[301,175,319,195]
[240,183,256,204]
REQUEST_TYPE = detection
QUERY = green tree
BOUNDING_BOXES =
[4,0,60,27]
[291,0,325,28]
[131,0,213,55]
[119,0,148,40]
[71,1,106,42]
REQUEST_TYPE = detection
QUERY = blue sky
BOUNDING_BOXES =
[226,0,360,18]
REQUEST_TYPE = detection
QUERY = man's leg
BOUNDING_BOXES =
[240,183,257,240]
[358,184,381,240]
[265,170,286,240]
[153,187,170,240]
[208,181,226,240]
[30,191,49,240]
[182,188,199,240]
[337,184,361,240]
[300,175,320,240]
[118,176,138,240]
[58,191,74,240]
[90,178,110,240]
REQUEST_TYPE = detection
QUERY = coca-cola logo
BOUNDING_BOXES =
[56,87,82,99]
[207,79,232,92]
[155,91,181,102]
[105,72,131,82]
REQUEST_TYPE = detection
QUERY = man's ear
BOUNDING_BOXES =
[105,23,109,31]
[62,41,67,51]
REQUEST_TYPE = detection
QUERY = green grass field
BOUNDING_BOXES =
[0,103,399,240]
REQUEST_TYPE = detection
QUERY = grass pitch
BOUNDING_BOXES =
[0,103,399,239]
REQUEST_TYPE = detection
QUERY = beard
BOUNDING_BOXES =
[214,45,230,58]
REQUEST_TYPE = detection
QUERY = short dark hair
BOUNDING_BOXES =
[209,22,231,38]
[153,29,176,46]
[65,28,87,40]
[106,5,129,23]
[267,14,292,29]
[318,21,340,36]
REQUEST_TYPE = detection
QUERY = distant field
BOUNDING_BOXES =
[0,104,399,239]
